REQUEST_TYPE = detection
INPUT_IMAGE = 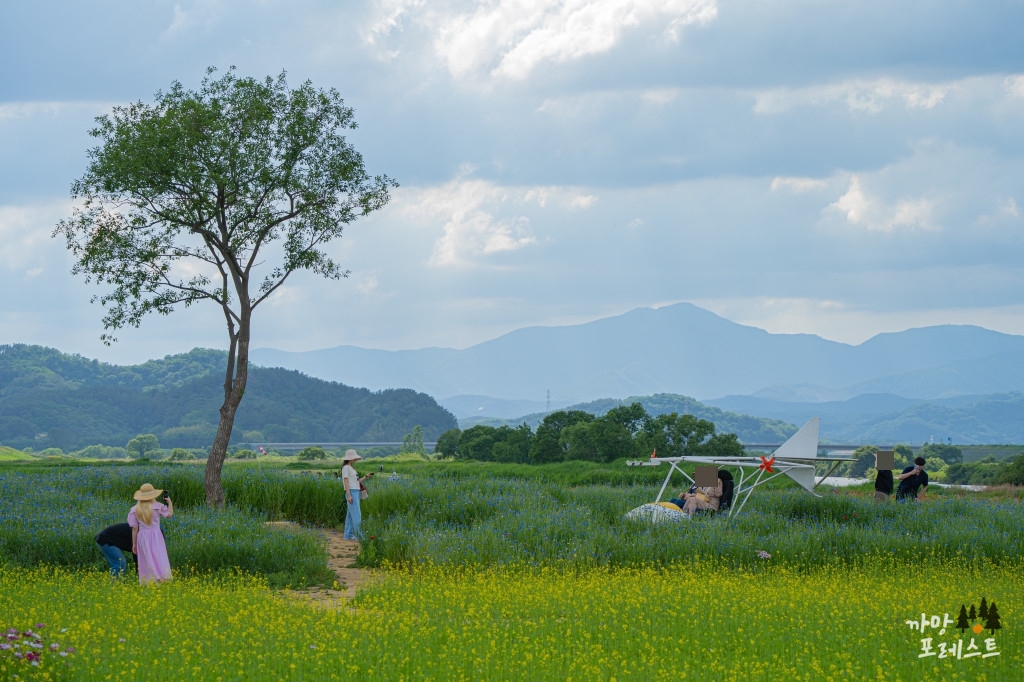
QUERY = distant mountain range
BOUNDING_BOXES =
[249,303,1024,444]
[251,302,1024,403]
[0,345,456,451]
[709,391,1024,445]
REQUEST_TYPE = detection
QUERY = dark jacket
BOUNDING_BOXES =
[95,523,133,552]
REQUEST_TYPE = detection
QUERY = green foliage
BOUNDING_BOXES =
[458,404,741,465]
[0,345,457,450]
[170,448,197,461]
[849,445,879,479]
[0,446,33,461]
[995,453,1024,485]
[919,443,963,464]
[357,471,1024,571]
[54,68,396,342]
[37,448,64,458]
[231,449,257,460]
[529,410,595,463]
[69,444,129,459]
[0,467,332,584]
[297,446,327,460]
[487,393,798,444]
[893,445,914,468]
[125,433,160,458]
[434,428,460,457]
[400,425,427,455]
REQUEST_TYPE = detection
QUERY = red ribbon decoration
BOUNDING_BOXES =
[651,449,657,458]
[758,455,776,473]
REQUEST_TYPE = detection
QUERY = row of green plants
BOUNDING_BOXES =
[5,461,1023,581]
[356,473,1024,570]
[0,466,335,587]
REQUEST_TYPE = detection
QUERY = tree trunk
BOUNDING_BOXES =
[204,314,251,507]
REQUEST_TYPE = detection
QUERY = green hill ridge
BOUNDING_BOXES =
[0,345,457,451]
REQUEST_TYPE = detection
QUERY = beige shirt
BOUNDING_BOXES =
[341,464,360,492]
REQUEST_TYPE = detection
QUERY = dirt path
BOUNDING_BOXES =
[265,522,368,607]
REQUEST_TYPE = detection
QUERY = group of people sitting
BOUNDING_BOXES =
[666,473,728,517]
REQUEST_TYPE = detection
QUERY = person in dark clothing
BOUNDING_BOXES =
[95,522,136,578]
[895,456,929,503]
[874,468,893,503]
[874,451,894,503]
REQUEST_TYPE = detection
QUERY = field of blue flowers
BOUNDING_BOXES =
[360,474,1024,570]
[0,466,336,586]
[3,463,1022,580]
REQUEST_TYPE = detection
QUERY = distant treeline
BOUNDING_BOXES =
[0,345,457,450]
[461,393,799,444]
[435,403,745,464]
[824,443,1024,486]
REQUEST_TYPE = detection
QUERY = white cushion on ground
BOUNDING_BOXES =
[624,503,690,523]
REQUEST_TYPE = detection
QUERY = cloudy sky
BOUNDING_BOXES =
[3,0,1024,364]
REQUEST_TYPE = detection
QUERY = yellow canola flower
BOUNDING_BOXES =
[0,561,1020,681]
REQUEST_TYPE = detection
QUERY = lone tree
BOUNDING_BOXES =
[126,433,160,459]
[55,67,395,506]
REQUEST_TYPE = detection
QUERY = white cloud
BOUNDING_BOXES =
[0,101,114,122]
[825,176,937,232]
[1004,74,1024,98]
[627,217,644,229]
[569,194,597,209]
[0,203,72,271]
[399,179,537,267]
[771,176,828,193]
[161,1,224,40]
[430,0,717,80]
[357,274,381,294]
[395,175,612,266]
[754,78,950,115]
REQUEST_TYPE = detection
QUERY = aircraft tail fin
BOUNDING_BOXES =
[773,418,820,460]
[774,418,820,492]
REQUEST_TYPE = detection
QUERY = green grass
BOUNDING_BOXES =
[0,446,33,461]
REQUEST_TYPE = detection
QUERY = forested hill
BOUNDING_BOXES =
[0,345,457,451]
[461,393,799,444]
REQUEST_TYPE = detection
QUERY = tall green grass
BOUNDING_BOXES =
[358,475,1024,571]
[0,467,334,586]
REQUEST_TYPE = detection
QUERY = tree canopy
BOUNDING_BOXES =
[54,68,395,505]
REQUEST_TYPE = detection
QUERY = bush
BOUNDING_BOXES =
[231,449,257,460]
[69,444,129,459]
[126,434,160,459]
[169,448,195,461]
[297,446,327,460]
[994,453,1024,486]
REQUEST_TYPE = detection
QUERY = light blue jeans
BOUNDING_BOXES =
[98,543,127,577]
[344,493,362,540]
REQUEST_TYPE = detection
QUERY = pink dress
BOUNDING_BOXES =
[127,502,172,584]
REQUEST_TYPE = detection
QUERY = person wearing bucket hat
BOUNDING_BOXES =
[127,483,174,584]
[340,449,372,540]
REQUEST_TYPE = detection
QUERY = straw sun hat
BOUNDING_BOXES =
[342,449,362,462]
[133,483,163,501]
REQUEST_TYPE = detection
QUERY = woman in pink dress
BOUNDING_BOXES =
[128,483,174,584]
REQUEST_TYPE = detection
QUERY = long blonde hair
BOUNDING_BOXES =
[135,499,154,526]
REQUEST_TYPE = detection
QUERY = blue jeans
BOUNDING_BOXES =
[344,493,362,540]
[98,543,127,577]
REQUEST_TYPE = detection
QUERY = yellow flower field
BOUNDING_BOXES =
[1,561,1020,681]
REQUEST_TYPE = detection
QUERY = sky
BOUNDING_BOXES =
[2,0,1024,365]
